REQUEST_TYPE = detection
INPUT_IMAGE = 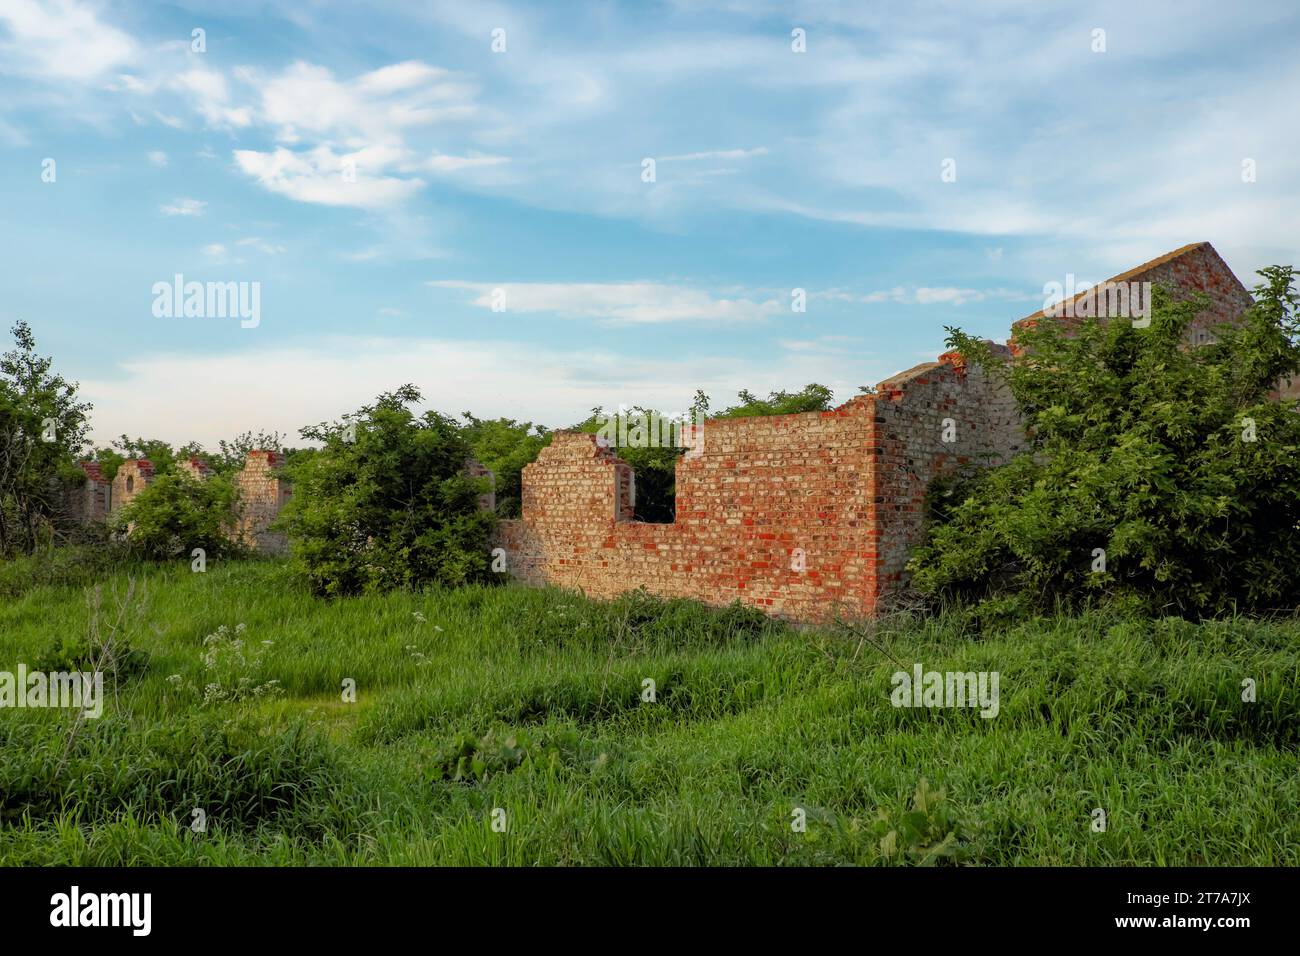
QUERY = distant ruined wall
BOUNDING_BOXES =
[109,459,155,515]
[68,461,112,524]
[234,450,291,554]
[76,450,496,558]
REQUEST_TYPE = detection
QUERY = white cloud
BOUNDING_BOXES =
[173,66,252,129]
[815,285,1036,306]
[233,146,424,210]
[160,197,206,216]
[80,335,885,448]
[421,152,509,173]
[202,243,226,257]
[429,280,784,324]
[147,150,167,166]
[659,147,769,162]
[0,0,137,81]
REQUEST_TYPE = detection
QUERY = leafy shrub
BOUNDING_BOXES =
[871,778,970,865]
[459,414,550,517]
[431,726,582,783]
[279,385,496,596]
[910,267,1300,619]
[113,471,242,561]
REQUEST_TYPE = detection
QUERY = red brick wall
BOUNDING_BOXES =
[497,356,1021,622]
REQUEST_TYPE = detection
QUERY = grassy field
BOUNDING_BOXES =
[1,555,1296,866]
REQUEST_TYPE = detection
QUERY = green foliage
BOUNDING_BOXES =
[33,631,150,686]
[0,322,93,555]
[571,405,683,522]
[1,561,1298,864]
[431,727,581,783]
[459,414,550,517]
[113,471,242,561]
[910,268,1300,619]
[871,777,969,865]
[713,383,835,418]
[279,385,496,596]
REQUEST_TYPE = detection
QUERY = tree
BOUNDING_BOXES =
[0,322,93,555]
[459,415,550,517]
[279,385,495,596]
[713,383,835,418]
[113,471,242,560]
[908,269,1300,619]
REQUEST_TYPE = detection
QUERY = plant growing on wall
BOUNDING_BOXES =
[279,385,495,596]
[909,267,1300,620]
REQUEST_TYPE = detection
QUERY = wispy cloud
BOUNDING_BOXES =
[160,197,206,217]
[429,280,784,324]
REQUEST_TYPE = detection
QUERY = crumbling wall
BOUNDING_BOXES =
[870,352,1025,592]
[499,405,876,620]
[1013,241,1254,346]
[109,459,154,515]
[68,461,112,523]
[234,450,291,554]
[177,456,213,481]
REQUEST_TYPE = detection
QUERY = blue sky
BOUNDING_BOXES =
[2,0,1298,447]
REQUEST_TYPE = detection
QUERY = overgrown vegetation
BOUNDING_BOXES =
[278,385,496,596]
[911,268,1300,622]
[0,322,93,556]
[113,471,243,561]
[0,560,1294,865]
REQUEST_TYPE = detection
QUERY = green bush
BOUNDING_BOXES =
[279,385,496,596]
[909,267,1300,619]
[113,471,242,561]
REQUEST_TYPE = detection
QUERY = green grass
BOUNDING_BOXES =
[1,556,1296,865]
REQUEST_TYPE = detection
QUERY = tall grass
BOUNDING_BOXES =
[0,558,1296,865]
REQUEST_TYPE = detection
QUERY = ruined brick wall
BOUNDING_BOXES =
[497,355,1023,621]
[109,459,154,515]
[499,405,876,620]
[177,456,213,482]
[234,450,291,554]
[1013,241,1254,346]
[870,352,1026,591]
[67,461,111,523]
